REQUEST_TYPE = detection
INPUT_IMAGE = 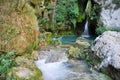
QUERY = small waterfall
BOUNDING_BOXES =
[82,19,90,38]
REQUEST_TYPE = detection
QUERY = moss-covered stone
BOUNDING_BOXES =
[66,46,80,59]
[75,37,90,49]
[0,0,39,54]
[7,55,43,80]
[66,37,90,59]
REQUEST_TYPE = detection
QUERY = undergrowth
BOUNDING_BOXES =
[0,51,17,79]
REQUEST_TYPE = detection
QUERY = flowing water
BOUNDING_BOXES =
[82,19,90,38]
[35,47,110,80]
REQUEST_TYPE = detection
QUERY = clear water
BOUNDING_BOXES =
[61,36,79,44]
[59,20,94,44]
[60,36,95,44]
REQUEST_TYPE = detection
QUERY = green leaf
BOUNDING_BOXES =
[77,13,85,22]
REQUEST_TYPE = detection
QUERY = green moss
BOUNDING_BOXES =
[25,39,39,54]
[66,46,80,59]
[0,0,39,54]
[96,26,120,35]
[96,26,107,35]
[45,32,54,45]
[30,67,43,80]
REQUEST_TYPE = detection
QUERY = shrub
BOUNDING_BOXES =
[0,51,16,78]
[96,26,120,35]
[108,27,120,32]
[96,27,107,35]
[112,0,120,9]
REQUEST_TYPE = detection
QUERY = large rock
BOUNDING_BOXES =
[66,46,80,59]
[76,37,90,49]
[92,31,120,80]
[0,1,39,54]
[66,37,90,59]
[94,0,120,28]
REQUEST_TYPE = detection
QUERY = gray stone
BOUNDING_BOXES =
[92,31,120,80]
[94,0,120,28]
[92,31,120,69]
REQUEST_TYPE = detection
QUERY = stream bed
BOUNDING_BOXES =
[35,47,111,80]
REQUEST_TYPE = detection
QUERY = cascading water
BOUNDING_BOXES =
[35,47,110,80]
[81,19,90,38]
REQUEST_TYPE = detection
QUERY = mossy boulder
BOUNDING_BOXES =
[66,37,90,59]
[75,37,90,49]
[0,1,39,54]
[66,46,80,59]
[7,55,43,80]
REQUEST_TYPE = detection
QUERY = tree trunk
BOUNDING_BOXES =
[52,0,57,30]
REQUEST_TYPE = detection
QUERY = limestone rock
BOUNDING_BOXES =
[92,31,120,69]
[92,31,120,80]
[94,0,120,28]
